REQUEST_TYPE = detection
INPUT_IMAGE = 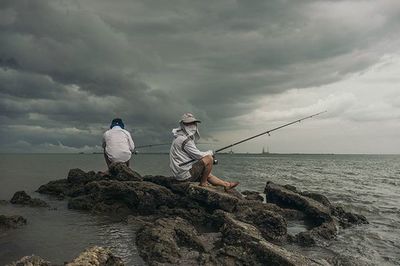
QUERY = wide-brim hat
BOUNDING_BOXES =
[180,113,201,124]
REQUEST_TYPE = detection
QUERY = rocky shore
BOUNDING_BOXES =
[4,162,368,265]
[7,246,124,266]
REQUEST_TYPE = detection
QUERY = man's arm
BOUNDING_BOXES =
[183,140,213,160]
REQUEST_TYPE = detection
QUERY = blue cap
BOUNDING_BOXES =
[110,118,125,129]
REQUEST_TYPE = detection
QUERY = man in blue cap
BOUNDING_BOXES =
[102,118,135,168]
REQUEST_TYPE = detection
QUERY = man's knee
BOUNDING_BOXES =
[201,155,213,166]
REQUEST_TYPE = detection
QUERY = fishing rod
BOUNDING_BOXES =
[179,111,327,166]
[135,143,170,149]
[135,142,214,150]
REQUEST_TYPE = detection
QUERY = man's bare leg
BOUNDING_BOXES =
[199,155,239,190]
[207,174,229,187]
[199,155,213,186]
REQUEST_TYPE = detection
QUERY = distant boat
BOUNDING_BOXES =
[262,146,269,154]
[229,148,234,154]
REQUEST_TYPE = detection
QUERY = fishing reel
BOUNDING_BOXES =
[212,155,218,165]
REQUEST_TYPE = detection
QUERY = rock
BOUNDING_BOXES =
[68,180,178,215]
[108,162,142,181]
[295,221,337,246]
[265,181,368,246]
[265,182,337,245]
[0,215,27,230]
[37,179,69,198]
[331,205,368,228]
[186,183,242,212]
[143,175,179,189]
[10,191,49,207]
[265,182,333,226]
[300,191,332,208]
[215,210,321,266]
[38,166,142,199]
[67,168,97,184]
[6,255,51,266]
[234,201,287,242]
[283,184,297,192]
[8,246,124,266]
[34,167,368,264]
[66,246,124,266]
[136,217,210,265]
[68,195,96,211]
[241,190,264,201]
[328,253,375,266]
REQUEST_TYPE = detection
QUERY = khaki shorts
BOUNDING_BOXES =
[186,160,205,182]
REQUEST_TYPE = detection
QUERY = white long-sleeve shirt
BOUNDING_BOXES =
[169,128,213,180]
[102,126,135,163]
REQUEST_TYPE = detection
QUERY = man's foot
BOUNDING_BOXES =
[224,182,239,191]
[199,182,209,187]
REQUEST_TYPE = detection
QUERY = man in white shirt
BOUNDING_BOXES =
[102,118,135,168]
[170,113,239,190]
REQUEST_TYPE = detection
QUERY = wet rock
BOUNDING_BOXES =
[67,168,97,184]
[68,180,178,215]
[136,217,210,265]
[38,166,142,199]
[35,167,367,264]
[215,210,321,266]
[156,204,217,227]
[234,201,287,242]
[328,253,375,266]
[295,220,337,246]
[37,179,69,198]
[8,246,124,266]
[66,246,124,266]
[265,181,333,226]
[0,215,27,230]
[67,195,96,211]
[10,191,49,207]
[6,255,51,266]
[241,190,264,201]
[331,205,368,228]
[265,181,368,246]
[108,162,142,181]
[284,184,297,192]
[186,183,242,212]
[143,175,178,189]
[300,191,332,208]
[265,182,337,245]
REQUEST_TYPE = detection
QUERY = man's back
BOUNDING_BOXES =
[103,126,134,163]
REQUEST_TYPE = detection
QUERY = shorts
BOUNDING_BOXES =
[186,160,205,182]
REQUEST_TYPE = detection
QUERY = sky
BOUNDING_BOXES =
[0,0,399,154]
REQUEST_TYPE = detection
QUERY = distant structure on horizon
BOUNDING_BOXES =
[262,146,270,154]
[229,148,234,154]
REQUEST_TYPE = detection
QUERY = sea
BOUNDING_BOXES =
[0,153,399,265]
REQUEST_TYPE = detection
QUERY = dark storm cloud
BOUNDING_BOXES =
[0,0,399,152]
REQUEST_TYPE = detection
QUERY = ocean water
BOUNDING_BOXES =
[0,153,399,265]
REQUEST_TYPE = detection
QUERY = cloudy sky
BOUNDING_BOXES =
[1,0,399,154]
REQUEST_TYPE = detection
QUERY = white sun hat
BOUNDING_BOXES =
[179,113,201,124]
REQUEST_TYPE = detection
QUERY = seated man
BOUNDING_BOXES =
[102,118,135,168]
[169,113,239,190]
